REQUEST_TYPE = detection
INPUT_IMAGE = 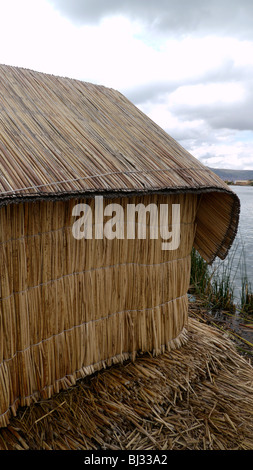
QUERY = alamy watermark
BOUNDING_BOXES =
[72,196,180,251]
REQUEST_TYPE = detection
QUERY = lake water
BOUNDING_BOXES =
[218,185,253,301]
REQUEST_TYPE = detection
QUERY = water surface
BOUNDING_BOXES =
[215,186,253,299]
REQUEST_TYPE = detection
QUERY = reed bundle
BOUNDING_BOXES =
[1,311,253,450]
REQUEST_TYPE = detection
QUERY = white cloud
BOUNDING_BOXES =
[169,83,245,107]
[0,0,75,74]
[194,139,253,170]
[139,100,206,139]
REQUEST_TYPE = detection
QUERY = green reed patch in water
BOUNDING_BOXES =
[240,278,253,314]
[189,243,253,314]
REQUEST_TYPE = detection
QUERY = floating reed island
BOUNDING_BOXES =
[0,64,240,430]
[2,310,253,450]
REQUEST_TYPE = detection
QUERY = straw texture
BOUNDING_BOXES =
[0,193,197,427]
[1,313,253,450]
[0,64,239,262]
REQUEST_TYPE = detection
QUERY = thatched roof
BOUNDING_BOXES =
[0,64,239,262]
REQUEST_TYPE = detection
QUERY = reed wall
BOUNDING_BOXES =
[0,193,198,427]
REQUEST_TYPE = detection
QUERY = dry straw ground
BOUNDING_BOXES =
[1,303,253,451]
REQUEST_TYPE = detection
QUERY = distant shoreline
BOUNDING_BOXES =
[209,167,253,185]
[227,181,253,186]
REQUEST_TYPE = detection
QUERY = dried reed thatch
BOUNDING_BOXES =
[0,193,197,427]
[1,308,253,451]
[0,64,240,428]
[0,64,239,262]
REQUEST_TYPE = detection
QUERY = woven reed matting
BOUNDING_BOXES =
[0,193,197,427]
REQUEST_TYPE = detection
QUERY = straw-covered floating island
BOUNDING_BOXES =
[0,64,251,448]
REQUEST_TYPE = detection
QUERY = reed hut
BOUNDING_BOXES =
[0,64,240,427]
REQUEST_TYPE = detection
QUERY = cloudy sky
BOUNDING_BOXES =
[0,0,253,170]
